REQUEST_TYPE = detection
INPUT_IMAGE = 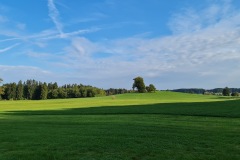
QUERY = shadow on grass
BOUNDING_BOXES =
[3,99,240,118]
[210,96,240,100]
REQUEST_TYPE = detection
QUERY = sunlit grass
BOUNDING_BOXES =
[0,92,239,160]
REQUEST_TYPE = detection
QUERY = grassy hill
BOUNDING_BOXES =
[0,92,239,159]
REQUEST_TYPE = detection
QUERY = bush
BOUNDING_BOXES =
[231,92,239,97]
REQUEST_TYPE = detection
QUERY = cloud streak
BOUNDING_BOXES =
[0,43,20,53]
[47,0,64,37]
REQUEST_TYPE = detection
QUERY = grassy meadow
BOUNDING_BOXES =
[0,91,240,160]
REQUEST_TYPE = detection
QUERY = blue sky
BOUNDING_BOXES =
[1,0,240,89]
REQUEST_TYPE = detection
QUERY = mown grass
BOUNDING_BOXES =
[0,91,240,160]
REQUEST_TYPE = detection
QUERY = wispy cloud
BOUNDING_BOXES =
[39,27,101,40]
[168,0,235,34]
[0,43,20,53]
[0,38,20,42]
[55,0,240,88]
[47,0,64,37]
[46,0,101,40]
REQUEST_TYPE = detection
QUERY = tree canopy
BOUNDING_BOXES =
[1,79,106,100]
[222,87,230,96]
[132,77,146,93]
[146,84,156,92]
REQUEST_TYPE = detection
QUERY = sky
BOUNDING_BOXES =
[1,0,240,89]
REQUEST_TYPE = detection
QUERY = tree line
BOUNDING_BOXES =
[0,79,106,100]
[172,87,240,96]
[0,77,156,100]
[105,88,130,95]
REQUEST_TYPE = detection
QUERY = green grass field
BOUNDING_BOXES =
[0,91,240,160]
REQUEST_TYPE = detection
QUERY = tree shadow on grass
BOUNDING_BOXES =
[3,99,240,118]
[210,96,240,100]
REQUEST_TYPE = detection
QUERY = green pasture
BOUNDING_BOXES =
[0,91,239,160]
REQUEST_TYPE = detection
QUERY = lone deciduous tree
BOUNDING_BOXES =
[132,77,146,93]
[222,87,230,96]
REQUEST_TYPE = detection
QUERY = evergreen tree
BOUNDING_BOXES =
[2,79,106,100]
[40,82,48,100]
[5,83,17,100]
[79,87,87,97]
[26,80,37,99]
[48,89,58,99]
[57,88,67,98]
[16,80,24,100]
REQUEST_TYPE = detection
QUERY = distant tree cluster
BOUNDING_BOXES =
[0,79,106,100]
[146,84,156,93]
[222,87,230,96]
[173,88,206,94]
[172,87,240,97]
[105,88,130,95]
[132,76,156,93]
[222,87,239,97]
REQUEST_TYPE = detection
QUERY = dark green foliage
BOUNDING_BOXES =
[146,84,156,92]
[231,92,239,97]
[173,88,240,95]
[40,83,48,100]
[48,89,58,99]
[2,80,106,100]
[105,88,129,95]
[87,88,95,97]
[222,87,230,96]
[132,76,146,93]
[57,88,68,98]
[4,83,17,100]
[25,80,38,99]
[79,87,87,98]
[16,80,24,100]
[173,88,206,94]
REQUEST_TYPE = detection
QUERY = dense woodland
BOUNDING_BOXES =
[0,80,108,100]
[0,77,155,100]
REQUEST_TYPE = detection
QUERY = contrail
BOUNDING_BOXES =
[0,43,20,53]
[0,38,21,42]
[47,0,64,37]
